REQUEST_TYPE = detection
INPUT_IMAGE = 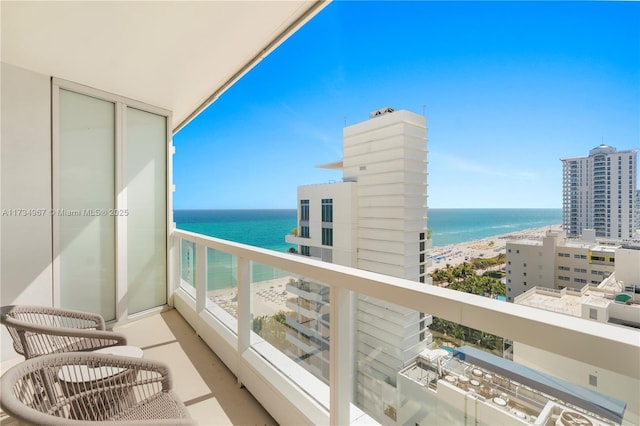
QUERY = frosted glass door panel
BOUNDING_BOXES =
[126,107,167,314]
[58,89,116,320]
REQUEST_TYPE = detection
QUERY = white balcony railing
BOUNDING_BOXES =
[171,228,639,425]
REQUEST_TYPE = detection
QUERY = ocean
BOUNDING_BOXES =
[174,208,562,250]
[175,208,561,289]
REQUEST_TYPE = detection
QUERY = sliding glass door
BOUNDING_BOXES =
[126,107,167,314]
[57,89,116,320]
[54,82,169,321]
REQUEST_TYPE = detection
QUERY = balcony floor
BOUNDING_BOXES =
[1,309,277,426]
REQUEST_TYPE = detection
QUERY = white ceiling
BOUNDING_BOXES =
[1,1,327,131]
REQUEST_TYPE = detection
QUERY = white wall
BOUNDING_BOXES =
[615,247,640,288]
[343,109,427,281]
[297,182,357,267]
[1,63,53,360]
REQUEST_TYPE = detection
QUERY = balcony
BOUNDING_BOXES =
[0,309,277,426]
[6,2,636,425]
[2,228,638,425]
[169,229,639,425]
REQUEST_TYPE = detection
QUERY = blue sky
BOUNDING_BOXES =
[174,1,640,209]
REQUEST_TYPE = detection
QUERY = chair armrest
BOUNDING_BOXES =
[16,323,127,358]
[1,305,107,330]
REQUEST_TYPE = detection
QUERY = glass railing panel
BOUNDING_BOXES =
[349,291,633,426]
[171,230,637,425]
[179,239,196,292]
[365,314,632,426]
[205,248,238,331]
[353,294,430,424]
[249,262,330,406]
[507,341,633,426]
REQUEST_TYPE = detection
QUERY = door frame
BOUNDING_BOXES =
[52,77,173,323]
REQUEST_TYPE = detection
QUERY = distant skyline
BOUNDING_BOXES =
[173,1,639,210]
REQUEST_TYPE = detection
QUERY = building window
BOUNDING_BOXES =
[589,308,598,320]
[589,374,598,387]
[300,199,309,221]
[300,225,310,238]
[420,241,425,251]
[301,245,310,256]
[321,198,333,223]
[420,253,425,262]
[322,227,333,246]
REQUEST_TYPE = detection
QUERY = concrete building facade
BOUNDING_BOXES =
[635,190,640,236]
[285,107,433,424]
[561,145,638,239]
[505,230,622,302]
[506,231,640,424]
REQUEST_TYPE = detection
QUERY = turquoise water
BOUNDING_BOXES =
[175,208,562,250]
[427,208,562,247]
[175,208,561,290]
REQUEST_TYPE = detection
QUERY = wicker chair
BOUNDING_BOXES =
[1,305,127,359]
[0,352,195,425]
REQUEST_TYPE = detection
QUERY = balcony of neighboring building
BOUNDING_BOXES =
[285,232,313,246]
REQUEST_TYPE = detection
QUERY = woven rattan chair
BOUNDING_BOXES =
[1,305,127,359]
[0,352,195,425]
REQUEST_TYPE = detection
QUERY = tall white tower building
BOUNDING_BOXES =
[285,107,433,424]
[561,145,638,239]
[635,190,640,238]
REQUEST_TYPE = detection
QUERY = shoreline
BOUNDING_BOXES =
[207,224,563,317]
[427,224,563,272]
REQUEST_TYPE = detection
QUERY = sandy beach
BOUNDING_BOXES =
[207,224,563,318]
[208,276,294,318]
[427,224,563,273]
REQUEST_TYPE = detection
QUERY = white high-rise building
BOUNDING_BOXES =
[635,189,640,238]
[561,145,638,239]
[285,107,433,424]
